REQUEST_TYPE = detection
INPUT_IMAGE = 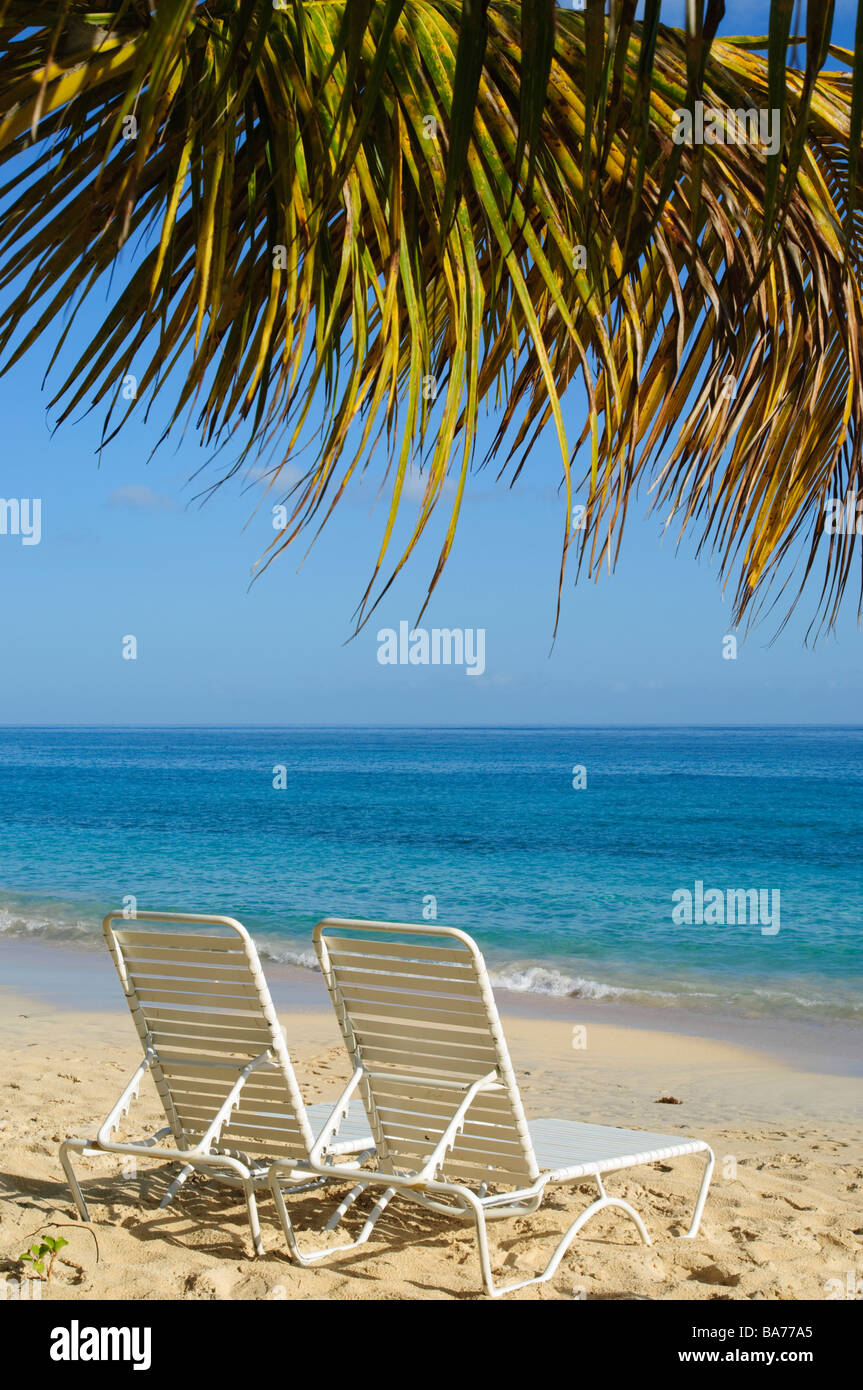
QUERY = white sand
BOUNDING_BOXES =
[2,983,861,1300]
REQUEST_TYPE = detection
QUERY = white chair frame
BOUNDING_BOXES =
[268,917,714,1296]
[60,910,374,1255]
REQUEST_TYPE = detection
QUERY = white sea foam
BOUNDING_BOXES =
[488,963,670,1001]
[0,904,96,943]
[253,949,642,1000]
[1,904,860,1020]
[256,942,320,972]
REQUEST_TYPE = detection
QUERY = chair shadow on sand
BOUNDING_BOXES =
[1,1157,676,1299]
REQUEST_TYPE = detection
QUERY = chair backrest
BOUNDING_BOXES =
[104,910,315,1163]
[314,918,539,1188]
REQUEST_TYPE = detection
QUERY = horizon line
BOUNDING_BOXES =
[0,722,861,731]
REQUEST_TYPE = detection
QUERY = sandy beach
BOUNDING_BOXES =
[1,943,861,1301]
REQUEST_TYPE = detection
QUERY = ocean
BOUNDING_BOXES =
[0,725,861,1025]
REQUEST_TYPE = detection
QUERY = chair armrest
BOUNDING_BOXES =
[96,1051,155,1145]
[415,1072,502,1184]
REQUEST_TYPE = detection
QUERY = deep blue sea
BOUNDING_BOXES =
[0,726,861,1024]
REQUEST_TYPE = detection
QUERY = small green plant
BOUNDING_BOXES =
[18,1235,68,1282]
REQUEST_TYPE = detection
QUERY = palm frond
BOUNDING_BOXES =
[0,2,861,638]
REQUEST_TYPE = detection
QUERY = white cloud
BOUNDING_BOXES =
[107,485,178,512]
[244,462,304,488]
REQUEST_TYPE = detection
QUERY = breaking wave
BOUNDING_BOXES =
[1,897,861,1021]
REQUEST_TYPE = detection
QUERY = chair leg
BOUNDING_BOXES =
[244,1183,265,1257]
[59,1139,91,1222]
[680,1146,714,1239]
[324,1180,368,1232]
[158,1162,194,1210]
[357,1186,396,1243]
[269,1174,395,1266]
[467,1146,715,1297]
[464,1183,651,1299]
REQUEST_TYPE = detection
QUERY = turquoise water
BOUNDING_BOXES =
[0,726,861,1023]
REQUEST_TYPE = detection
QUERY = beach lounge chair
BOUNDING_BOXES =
[268,917,714,1297]
[60,911,374,1256]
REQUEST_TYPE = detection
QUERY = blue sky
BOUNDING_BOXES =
[0,2,860,726]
